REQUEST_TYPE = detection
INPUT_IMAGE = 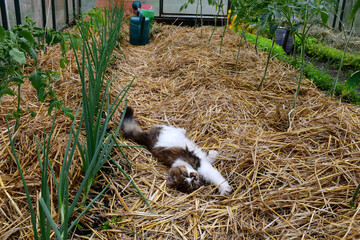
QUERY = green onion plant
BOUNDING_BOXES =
[70,5,151,209]
[6,108,110,240]
[69,5,127,201]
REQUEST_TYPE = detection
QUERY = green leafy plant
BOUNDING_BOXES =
[208,0,226,43]
[256,2,282,89]
[331,0,360,96]
[229,0,248,72]
[341,71,360,98]
[6,108,110,240]
[0,16,75,133]
[282,0,335,119]
[180,0,195,12]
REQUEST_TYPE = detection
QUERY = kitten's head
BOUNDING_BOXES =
[166,165,200,193]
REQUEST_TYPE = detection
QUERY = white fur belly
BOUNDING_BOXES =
[154,125,193,149]
[154,125,208,162]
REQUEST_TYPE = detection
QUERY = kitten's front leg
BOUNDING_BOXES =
[206,150,218,164]
[198,162,232,195]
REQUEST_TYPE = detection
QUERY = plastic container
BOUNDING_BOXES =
[130,10,150,45]
[132,1,154,31]
[131,1,153,14]
[142,9,154,31]
[275,28,293,54]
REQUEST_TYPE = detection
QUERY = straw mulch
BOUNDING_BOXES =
[1,20,360,239]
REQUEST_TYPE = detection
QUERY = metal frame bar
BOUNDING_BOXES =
[41,0,46,27]
[0,0,9,30]
[71,0,76,20]
[339,0,347,31]
[332,0,340,29]
[159,0,163,17]
[65,0,69,24]
[14,0,21,25]
[51,0,56,29]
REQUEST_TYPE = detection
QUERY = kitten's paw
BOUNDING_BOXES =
[190,171,199,181]
[208,150,218,157]
[207,150,218,164]
[218,181,232,196]
[179,128,186,135]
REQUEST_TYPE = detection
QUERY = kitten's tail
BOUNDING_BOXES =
[121,106,149,147]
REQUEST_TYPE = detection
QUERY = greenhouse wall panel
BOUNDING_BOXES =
[82,0,95,13]
[55,0,65,29]
[44,0,54,28]
[163,1,219,15]
[19,0,43,27]
[4,1,16,28]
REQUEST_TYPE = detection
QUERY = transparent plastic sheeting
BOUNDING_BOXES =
[2,0,84,29]
[3,0,40,28]
[163,0,220,15]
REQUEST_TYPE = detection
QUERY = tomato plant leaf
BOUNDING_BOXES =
[9,48,27,64]
[60,57,68,68]
[9,76,24,85]
[62,106,74,120]
[19,38,38,65]
[320,11,329,25]
[37,86,46,102]
[19,30,35,46]
[0,26,5,41]
[269,23,278,36]
[342,71,360,97]
[29,70,45,90]
[260,12,270,27]
[51,74,60,80]
[0,87,15,97]
[48,99,57,115]
[350,0,360,21]
[290,22,303,36]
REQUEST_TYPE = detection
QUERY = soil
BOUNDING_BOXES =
[305,54,354,81]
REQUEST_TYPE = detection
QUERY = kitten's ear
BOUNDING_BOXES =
[166,175,175,186]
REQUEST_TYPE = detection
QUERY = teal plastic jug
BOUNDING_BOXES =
[130,3,150,45]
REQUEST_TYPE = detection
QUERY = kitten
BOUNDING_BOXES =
[121,107,232,195]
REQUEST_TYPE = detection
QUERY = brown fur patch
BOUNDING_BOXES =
[151,146,201,169]
[122,112,161,149]
[145,126,162,150]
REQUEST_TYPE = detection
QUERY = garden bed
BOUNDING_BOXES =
[1,22,360,239]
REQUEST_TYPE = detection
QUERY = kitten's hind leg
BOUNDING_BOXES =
[206,150,218,164]
[198,162,232,195]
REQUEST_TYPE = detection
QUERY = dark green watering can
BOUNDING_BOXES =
[130,1,150,45]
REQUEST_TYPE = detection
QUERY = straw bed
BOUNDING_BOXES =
[1,21,360,239]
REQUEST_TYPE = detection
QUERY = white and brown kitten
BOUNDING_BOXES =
[121,107,232,195]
